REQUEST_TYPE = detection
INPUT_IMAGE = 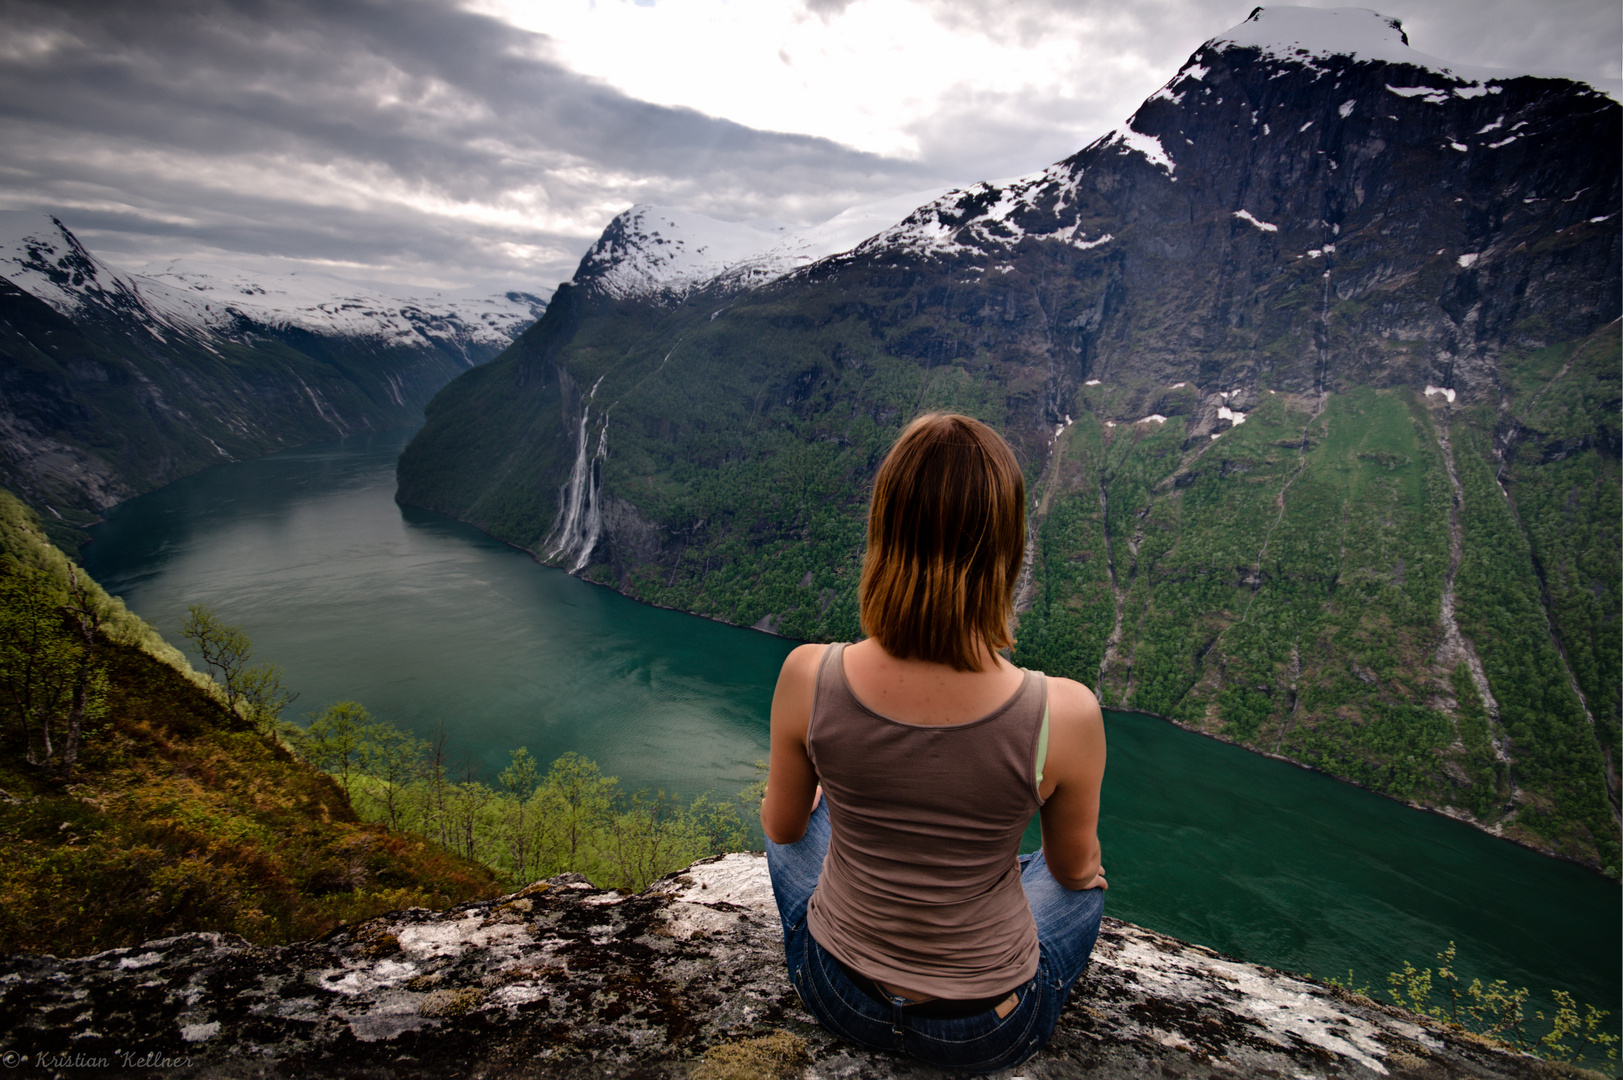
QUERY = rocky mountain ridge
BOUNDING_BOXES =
[0,213,546,360]
[396,6,1619,869]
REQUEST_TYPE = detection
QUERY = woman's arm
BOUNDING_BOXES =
[760,643,826,844]
[1036,676,1108,890]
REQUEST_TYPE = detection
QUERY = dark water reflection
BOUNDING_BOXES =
[83,427,1619,1037]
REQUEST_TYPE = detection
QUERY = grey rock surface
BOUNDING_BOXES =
[0,854,1583,1078]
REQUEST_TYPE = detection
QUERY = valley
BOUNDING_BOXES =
[395,9,1620,871]
[0,213,547,548]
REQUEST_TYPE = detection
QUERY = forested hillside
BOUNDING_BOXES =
[397,10,1620,871]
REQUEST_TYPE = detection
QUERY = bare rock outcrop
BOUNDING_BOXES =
[0,854,1581,1078]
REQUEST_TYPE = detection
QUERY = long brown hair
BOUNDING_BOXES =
[858,413,1026,671]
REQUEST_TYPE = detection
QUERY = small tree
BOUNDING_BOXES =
[419,722,454,850]
[446,775,496,863]
[181,604,252,707]
[59,567,113,774]
[363,720,427,831]
[297,701,372,795]
[499,747,541,885]
[238,663,298,736]
[597,790,723,892]
[0,568,94,771]
[534,752,615,877]
[180,604,296,730]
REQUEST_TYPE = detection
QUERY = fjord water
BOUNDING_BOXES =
[83,428,1618,1027]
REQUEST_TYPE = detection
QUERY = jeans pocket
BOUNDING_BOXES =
[904,979,1043,1073]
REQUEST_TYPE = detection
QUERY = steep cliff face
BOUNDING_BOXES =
[0,854,1579,1079]
[396,8,1619,869]
[0,214,545,537]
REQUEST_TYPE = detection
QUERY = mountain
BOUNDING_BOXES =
[396,8,1620,871]
[0,212,546,541]
[573,189,955,302]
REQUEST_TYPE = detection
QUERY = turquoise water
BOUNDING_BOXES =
[82,427,1619,1041]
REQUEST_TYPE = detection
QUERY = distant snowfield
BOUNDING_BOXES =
[575,186,957,300]
[0,211,546,353]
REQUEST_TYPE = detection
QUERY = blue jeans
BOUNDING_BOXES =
[765,799,1103,1073]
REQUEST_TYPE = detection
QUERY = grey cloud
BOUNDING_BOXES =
[907,0,1619,84]
[3,0,1613,293]
[878,0,1620,183]
[0,0,938,289]
[802,0,858,19]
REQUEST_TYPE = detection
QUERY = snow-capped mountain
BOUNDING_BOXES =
[570,187,954,302]
[862,6,1616,263]
[567,8,1617,309]
[0,213,546,361]
[0,213,547,522]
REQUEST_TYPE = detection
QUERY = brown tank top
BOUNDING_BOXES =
[803,643,1046,998]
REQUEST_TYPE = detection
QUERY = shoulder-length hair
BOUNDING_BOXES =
[859,413,1026,671]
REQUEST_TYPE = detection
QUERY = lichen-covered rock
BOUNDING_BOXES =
[0,854,1588,1078]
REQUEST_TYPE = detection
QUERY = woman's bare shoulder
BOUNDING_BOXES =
[774,642,830,699]
[1044,675,1103,730]
[781,642,829,677]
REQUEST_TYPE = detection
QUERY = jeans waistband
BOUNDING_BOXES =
[829,953,1016,1019]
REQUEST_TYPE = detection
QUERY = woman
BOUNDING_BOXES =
[762,412,1107,1074]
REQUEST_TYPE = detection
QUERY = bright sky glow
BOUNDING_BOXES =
[469,0,1175,162]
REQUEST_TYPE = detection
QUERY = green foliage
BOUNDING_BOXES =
[0,639,499,956]
[340,736,752,893]
[1381,943,1618,1065]
[1450,416,1618,871]
[294,700,373,790]
[0,566,107,772]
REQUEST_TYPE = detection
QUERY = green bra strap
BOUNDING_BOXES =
[1035,701,1050,784]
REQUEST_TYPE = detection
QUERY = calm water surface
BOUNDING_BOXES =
[83,428,1619,1031]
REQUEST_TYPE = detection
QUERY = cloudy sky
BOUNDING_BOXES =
[1,0,1616,294]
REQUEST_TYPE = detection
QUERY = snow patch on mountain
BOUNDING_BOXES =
[575,189,955,301]
[1106,128,1177,177]
[140,259,545,352]
[0,212,545,355]
[1234,210,1280,232]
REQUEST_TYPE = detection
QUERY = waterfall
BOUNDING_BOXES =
[544,376,609,573]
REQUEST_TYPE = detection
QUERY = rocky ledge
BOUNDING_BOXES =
[0,854,1591,1079]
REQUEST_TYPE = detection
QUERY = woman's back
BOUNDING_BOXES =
[804,642,1045,998]
[760,412,1106,1073]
